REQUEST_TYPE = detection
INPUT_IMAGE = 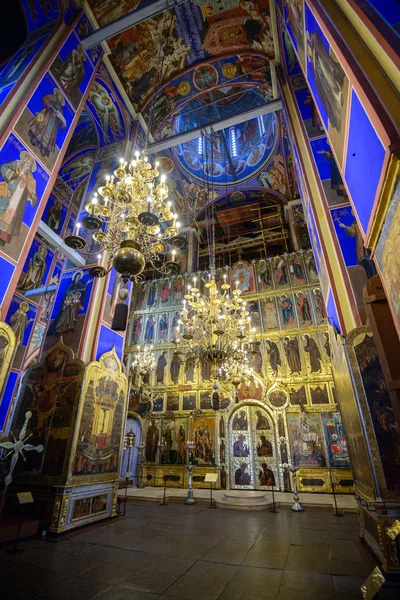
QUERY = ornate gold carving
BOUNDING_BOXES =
[0,314,16,411]
[51,497,62,529]
[386,519,400,541]
[360,566,385,600]
[59,496,69,528]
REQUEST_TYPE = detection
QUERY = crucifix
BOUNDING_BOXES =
[0,411,44,514]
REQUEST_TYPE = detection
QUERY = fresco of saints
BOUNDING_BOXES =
[28,88,66,158]
[266,339,281,376]
[235,463,251,485]
[132,316,142,343]
[249,343,263,376]
[194,421,212,463]
[335,213,377,279]
[9,301,33,349]
[55,46,86,98]
[158,312,169,342]
[306,252,319,283]
[170,351,182,383]
[317,147,347,199]
[46,200,62,232]
[145,418,159,462]
[280,294,296,328]
[156,350,167,384]
[259,463,275,487]
[284,336,302,374]
[0,151,38,246]
[17,245,48,291]
[303,335,322,373]
[233,435,249,457]
[230,262,255,294]
[296,292,313,326]
[51,271,91,334]
[306,30,346,132]
[144,315,155,343]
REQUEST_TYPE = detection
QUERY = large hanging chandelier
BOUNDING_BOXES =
[172,130,256,406]
[65,152,185,281]
[131,344,156,377]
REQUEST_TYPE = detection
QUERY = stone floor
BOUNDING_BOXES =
[0,500,378,600]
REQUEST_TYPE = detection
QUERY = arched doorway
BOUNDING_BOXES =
[228,403,278,490]
[120,416,142,485]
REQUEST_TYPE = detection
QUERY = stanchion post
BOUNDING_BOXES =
[270,484,278,513]
[329,469,343,517]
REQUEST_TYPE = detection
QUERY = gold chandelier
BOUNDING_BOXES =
[65,152,186,281]
[174,271,258,405]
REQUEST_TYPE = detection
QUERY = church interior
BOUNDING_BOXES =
[0,1,399,598]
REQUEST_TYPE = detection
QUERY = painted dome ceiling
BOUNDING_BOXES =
[86,0,300,237]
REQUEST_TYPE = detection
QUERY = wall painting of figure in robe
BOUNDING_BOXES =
[44,267,94,356]
[0,133,49,261]
[14,73,75,172]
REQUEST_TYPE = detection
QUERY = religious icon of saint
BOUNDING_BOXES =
[144,315,155,343]
[284,336,302,374]
[233,435,249,457]
[145,418,159,462]
[0,151,38,246]
[28,88,67,158]
[158,312,169,342]
[170,351,182,383]
[194,421,212,463]
[303,334,322,373]
[132,316,142,343]
[46,200,62,232]
[335,213,377,279]
[255,410,269,430]
[306,30,346,133]
[266,339,281,376]
[17,245,48,292]
[9,301,33,349]
[50,271,91,335]
[257,259,272,290]
[256,435,273,457]
[313,288,327,323]
[234,463,251,485]
[232,410,248,430]
[274,259,288,286]
[280,294,295,328]
[55,45,86,99]
[296,292,313,325]
[259,464,275,487]
[160,280,170,304]
[290,254,305,285]
[176,424,186,463]
[156,351,167,384]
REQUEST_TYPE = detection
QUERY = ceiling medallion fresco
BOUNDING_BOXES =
[173,111,279,188]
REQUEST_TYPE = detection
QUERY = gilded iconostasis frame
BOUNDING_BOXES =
[68,347,128,485]
[0,310,16,403]
[128,253,353,493]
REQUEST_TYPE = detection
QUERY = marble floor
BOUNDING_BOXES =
[0,501,378,600]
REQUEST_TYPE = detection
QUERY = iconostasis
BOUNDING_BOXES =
[127,253,353,494]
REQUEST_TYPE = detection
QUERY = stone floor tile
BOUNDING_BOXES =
[95,586,159,600]
[277,588,335,600]
[332,575,364,598]
[39,576,112,600]
[118,569,182,594]
[242,543,290,569]
[186,561,237,582]
[285,546,331,574]
[162,574,227,600]
[280,569,334,593]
